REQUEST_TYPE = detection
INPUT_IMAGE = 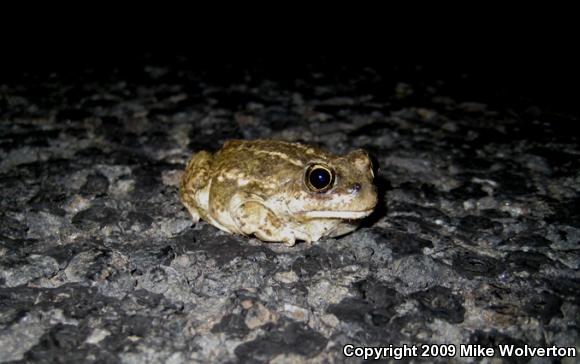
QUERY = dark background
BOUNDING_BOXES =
[3,46,577,115]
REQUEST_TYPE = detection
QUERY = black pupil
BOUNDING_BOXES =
[309,168,331,190]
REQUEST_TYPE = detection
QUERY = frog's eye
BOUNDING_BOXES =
[305,164,335,192]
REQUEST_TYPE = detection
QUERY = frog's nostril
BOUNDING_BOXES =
[350,183,362,194]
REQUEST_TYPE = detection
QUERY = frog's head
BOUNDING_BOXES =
[285,149,378,220]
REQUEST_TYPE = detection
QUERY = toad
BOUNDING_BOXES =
[180,139,377,245]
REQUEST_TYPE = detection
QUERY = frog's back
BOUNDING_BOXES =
[213,139,328,178]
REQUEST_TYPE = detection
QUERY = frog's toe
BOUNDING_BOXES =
[185,206,201,223]
[282,238,296,247]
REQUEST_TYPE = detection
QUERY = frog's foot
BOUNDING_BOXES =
[281,236,297,247]
[184,205,201,223]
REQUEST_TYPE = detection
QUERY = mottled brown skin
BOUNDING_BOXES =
[180,139,377,245]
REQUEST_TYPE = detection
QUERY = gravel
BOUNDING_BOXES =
[1,58,578,363]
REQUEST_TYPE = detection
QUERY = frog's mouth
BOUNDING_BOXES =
[303,209,374,219]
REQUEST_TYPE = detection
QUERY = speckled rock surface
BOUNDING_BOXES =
[1,58,578,363]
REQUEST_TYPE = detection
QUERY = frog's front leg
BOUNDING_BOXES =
[230,194,296,246]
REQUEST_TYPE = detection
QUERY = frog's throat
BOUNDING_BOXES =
[302,209,374,219]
